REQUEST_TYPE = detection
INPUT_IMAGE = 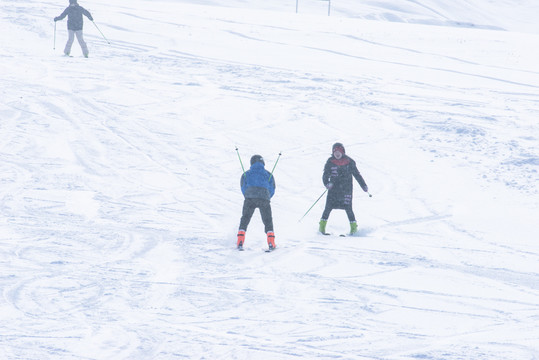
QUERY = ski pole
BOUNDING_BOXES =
[92,21,110,44]
[268,152,281,182]
[299,189,327,222]
[235,147,246,177]
[53,21,56,50]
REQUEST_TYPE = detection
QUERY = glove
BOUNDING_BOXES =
[89,16,94,21]
[54,17,59,21]
[325,182,333,190]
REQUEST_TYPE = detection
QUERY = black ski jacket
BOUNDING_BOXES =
[322,155,368,208]
[55,5,93,31]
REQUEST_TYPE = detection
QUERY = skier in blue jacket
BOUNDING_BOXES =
[54,0,93,57]
[237,155,276,250]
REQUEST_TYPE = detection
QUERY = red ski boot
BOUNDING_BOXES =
[267,231,276,251]
[237,230,245,250]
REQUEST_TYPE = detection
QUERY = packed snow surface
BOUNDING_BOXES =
[1,0,538,359]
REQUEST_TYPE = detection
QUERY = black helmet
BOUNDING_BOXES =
[250,154,265,166]
[69,0,77,4]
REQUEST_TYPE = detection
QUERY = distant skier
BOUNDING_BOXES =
[54,0,93,57]
[237,155,276,251]
[319,143,368,235]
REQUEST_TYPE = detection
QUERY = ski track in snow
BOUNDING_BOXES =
[1,0,539,359]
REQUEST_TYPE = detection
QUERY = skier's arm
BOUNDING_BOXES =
[240,174,246,195]
[322,160,332,187]
[322,160,335,190]
[54,9,68,22]
[269,175,275,198]
[352,164,368,192]
[82,8,94,21]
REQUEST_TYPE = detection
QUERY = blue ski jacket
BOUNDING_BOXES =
[240,162,275,200]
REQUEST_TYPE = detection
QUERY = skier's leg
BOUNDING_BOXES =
[344,205,356,222]
[320,202,333,233]
[64,30,75,55]
[75,30,89,57]
[258,200,274,233]
[321,200,333,220]
[258,200,275,248]
[238,199,256,248]
[239,199,256,232]
[345,205,358,234]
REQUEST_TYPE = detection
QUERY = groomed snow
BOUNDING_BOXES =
[1,0,538,359]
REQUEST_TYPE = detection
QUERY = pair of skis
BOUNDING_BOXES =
[321,232,350,237]
[237,244,276,252]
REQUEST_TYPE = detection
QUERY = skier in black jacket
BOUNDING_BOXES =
[54,0,93,57]
[319,143,368,235]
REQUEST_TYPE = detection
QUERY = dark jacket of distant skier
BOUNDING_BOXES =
[55,2,93,31]
[322,144,368,209]
[241,161,275,200]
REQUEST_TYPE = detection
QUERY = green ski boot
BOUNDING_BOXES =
[319,219,329,235]
[350,221,358,235]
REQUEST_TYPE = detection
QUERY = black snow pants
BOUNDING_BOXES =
[239,198,274,233]
[321,202,356,222]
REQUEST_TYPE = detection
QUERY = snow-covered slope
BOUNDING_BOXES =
[1,0,538,359]
[177,0,539,33]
